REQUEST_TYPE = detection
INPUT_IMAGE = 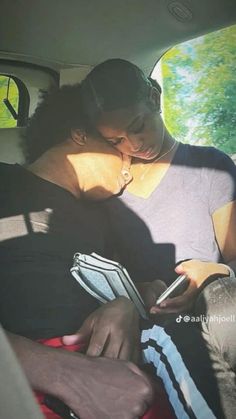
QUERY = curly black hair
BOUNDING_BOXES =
[25,83,87,163]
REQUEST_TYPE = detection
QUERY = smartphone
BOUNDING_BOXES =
[44,395,80,419]
[155,274,189,306]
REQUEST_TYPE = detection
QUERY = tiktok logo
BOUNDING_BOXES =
[176,315,182,323]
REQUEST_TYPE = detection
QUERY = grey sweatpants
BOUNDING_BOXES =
[141,277,236,419]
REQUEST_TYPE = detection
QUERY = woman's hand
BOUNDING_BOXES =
[150,259,230,314]
[62,296,140,362]
[137,280,167,310]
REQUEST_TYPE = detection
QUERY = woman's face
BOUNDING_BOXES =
[76,136,132,200]
[96,100,164,160]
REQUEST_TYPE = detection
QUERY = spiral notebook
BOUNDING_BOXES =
[70,252,148,319]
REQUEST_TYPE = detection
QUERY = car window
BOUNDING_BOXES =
[152,24,236,156]
[0,75,19,128]
[0,74,30,128]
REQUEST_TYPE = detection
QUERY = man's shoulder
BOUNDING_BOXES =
[0,162,17,175]
[0,163,28,190]
[0,163,19,190]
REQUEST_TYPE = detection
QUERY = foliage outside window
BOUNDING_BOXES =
[152,24,236,155]
[0,76,19,128]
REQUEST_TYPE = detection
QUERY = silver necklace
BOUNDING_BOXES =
[139,139,177,181]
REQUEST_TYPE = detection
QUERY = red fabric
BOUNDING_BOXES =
[36,337,174,419]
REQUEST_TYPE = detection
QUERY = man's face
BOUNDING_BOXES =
[78,137,132,200]
[96,99,164,160]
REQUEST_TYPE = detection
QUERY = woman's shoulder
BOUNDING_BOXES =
[180,143,235,170]
[178,143,236,212]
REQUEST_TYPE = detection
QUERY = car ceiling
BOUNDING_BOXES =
[1,0,236,74]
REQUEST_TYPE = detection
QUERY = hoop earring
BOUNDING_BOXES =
[71,130,87,146]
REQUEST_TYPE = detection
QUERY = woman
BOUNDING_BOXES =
[78,59,236,418]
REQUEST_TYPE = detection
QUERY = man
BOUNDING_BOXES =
[0,84,154,419]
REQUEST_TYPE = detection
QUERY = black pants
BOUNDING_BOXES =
[141,277,236,419]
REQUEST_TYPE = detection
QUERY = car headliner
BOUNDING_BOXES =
[0,0,236,74]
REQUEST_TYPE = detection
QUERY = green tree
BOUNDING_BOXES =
[0,76,18,128]
[159,24,236,154]
[161,47,191,141]
[192,25,236,153]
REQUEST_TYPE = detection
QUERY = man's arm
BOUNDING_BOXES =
[0,327,44,419]
[7,331,154,419]
[7,331,65,396]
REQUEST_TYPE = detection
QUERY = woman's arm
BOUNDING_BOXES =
[149,200,236,314]
[212,200,236,270]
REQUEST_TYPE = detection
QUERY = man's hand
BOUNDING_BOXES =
[150,259,230,314]
[62,297,140,362]
[59,354,154,419]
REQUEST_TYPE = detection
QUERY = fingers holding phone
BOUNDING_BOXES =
[150,282,198,314]
[149,260,202,314]
[149,259,223,314]
[149,274,196,314]
[138,280,167,311]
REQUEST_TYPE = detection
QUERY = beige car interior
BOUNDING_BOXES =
[0,0,236,165]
